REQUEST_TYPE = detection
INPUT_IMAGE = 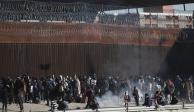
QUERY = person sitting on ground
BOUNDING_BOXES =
[154,90,165,109]
[57,98,68,111]
[170,93,178,105]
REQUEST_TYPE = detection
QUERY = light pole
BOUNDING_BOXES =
[183,4,186,11]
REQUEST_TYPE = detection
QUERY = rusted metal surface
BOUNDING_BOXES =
[0,22,179,47]
[0,43,170,77]
[0,22,182,77]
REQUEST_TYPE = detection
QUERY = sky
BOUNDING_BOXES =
[174,3,194,10]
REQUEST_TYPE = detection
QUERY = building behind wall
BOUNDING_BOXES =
[141,5,193,28]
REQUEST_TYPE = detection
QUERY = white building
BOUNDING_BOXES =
[139,12,193,28]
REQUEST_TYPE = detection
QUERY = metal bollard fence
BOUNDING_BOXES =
[182,101,185,109]
[50,101,58,112]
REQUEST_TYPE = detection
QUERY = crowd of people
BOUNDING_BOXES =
[125,75,193,108]
[0,74,193,111]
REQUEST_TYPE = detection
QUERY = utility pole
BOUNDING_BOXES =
[172,9,175,28]
[183,4,186,11]
[149,11,152,27]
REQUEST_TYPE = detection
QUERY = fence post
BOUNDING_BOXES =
[51,101,58,112]
[182,101,185,109]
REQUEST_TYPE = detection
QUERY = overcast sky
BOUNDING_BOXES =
[174,3,194,10]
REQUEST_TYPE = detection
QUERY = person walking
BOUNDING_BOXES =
[2,78,10,112]
[124,91,130,108]
[185,79,193,103]
[133,86,139,106]
[14,77,25,112]
[164,79,175,104]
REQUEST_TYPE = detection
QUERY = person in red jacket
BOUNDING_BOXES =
[124,91,130,108]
